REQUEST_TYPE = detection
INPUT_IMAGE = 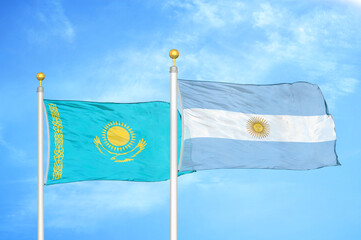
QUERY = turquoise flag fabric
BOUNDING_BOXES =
[44,99,183,185]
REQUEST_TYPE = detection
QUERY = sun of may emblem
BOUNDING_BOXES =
[93,122,146,162]
[247,116,270,139]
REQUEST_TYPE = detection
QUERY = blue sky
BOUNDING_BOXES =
[1,0,361,239]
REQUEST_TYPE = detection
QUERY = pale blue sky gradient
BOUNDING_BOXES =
[1,0,361,239]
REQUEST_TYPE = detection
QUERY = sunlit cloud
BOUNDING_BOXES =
[44,0,360,110]
[333,0,361,7]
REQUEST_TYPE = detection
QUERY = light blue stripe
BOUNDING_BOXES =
[178,79,329,116]
[180,138,339,171]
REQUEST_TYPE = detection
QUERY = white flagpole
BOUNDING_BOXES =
[169,49,179,240]
[37,72,45,240]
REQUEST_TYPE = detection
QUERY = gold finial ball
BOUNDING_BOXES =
[36,72,45,81]
[169,49,179,60]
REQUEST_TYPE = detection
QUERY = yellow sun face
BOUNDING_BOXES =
[253,123,264,133]
[247,117,270,139]
[102,122,136,151]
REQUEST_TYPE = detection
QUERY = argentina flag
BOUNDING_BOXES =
[178,79,339,171]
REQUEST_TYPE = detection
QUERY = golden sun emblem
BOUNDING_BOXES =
[247,117,270,139]
[94,122,146,162]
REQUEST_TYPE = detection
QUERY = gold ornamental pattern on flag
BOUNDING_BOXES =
[49,103,64,180]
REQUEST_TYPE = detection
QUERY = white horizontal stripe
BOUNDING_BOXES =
[183,108,336,143]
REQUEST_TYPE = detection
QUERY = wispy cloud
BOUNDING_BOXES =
[164,1,361,100]
[6,181,169,230]
[49,46,174,103]
[44,181,169,229]
[165,0,246,28]
[93,48,172,103]
[253,2,285,28]
[7,175,201,231]
[247,2,360,108]
[332,0,361,7]
[0,126,26,161]
[28,0,75,43]
[320,77,358,108]
[47,0,360,111]
[5,173,265,231]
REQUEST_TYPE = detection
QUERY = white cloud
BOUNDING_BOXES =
[94,48,171,103]
[9,181,169,230]
[253,2,284,28]
[338,78,358,93]
[332,0,361,7]
[248,3,361,108]
[165,0,246,28]
[7,172,278,231]
[54,47,174,103]
[41,0,358,109]
[0,126,26,161]
[320,77,359,109]
[8,174,199,230]
[5,1,361,236]
[29,0,75,43]
[86,0,360,108]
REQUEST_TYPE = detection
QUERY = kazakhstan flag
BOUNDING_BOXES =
[44,100,182,185]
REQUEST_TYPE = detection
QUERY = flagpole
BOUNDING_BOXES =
[169,49,179,240]
[37,72,45,240]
